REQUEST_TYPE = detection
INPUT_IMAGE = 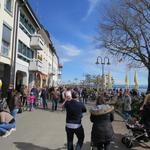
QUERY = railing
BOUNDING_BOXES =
[30,34,44,50]
[29,59,43,72]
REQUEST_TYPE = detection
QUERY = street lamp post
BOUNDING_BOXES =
[95,56,110,90]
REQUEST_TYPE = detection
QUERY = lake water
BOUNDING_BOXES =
[114,85,147,93]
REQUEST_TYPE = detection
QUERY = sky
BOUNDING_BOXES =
[28,0,148,86]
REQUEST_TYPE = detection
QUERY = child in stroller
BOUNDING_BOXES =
[122,117,149,148]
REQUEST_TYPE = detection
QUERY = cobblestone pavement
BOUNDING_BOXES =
[0,105,150,150]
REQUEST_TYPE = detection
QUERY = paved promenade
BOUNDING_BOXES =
[0,105,150,150]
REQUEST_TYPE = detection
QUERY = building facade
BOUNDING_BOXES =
[0,0,16,96]
[0,0,61,96]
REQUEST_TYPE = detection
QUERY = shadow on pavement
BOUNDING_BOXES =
[14,142,67,150]
[37,106,64,113]
[82,141,91,150]
[82,134,129,150]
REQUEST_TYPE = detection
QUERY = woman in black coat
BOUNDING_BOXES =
[90,95,114,150]
[140,93,150,138]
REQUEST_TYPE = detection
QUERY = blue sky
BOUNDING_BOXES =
[29,0,148,85]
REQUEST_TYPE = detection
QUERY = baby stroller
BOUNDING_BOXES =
[122,118,149,148]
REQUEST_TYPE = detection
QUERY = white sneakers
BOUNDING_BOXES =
[1,128,16,138]
[2,131,11,138]
[10,128,16,132]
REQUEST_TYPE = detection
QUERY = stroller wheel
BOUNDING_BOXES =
[144,137,149,142]
[121,137,127,144]
[125,139,133,148]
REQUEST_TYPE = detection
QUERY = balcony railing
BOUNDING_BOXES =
[30,34,44,50]
[29,59,43,72]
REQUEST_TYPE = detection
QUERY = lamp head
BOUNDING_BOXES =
[95,59,99,65]
[107,61,111,65]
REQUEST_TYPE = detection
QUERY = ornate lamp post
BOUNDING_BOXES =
[95,56,110,90]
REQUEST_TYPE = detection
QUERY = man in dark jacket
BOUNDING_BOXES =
[40,87,48,109]
[64,91,86,150]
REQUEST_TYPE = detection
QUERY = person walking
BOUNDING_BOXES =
[51,87,60,111]
[22,85,28,109]
[81,88,88,104]
[40,87,48,109]
[28,92,35,111]
[123,90,132,120]
[64,91,87,150]
[31,86,39,108]
[90,95,114,150]
[140,93,150,139]
[9,90,21,130]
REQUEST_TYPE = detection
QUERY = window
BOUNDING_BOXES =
[1,24,11,57]
[22,44,26,56]
[19,12,35,36]
[18,40,22,53]
[18,40,34,62]
[5,0,12,13]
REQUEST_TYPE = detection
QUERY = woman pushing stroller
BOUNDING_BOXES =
[140,93,150,139]
[90,95,114,150]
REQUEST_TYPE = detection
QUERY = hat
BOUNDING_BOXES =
[90,104,114,116]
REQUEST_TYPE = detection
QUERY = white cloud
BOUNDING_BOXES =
[51,37,82,64]
[60,44,81,57]
[61,58,71,63]
[83,0,100,21]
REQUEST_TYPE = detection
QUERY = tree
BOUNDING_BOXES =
[98,0,150,92]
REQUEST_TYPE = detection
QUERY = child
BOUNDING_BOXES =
[28,92,35,111]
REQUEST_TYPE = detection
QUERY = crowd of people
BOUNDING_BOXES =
[0,85,90,138]
[0,85,150,150]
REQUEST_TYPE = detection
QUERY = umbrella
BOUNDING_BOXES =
[108,73,112,89]
[125,73,129,89]
[0,80,2,89]
[134,71,138,90]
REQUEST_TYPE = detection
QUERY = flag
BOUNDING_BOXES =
[134,71,138,90]
[108,73,112,89]
[125,73,129,89]
[0,79,2,89]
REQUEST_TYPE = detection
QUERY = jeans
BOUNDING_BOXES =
[29,103,34,111]
[82,97,87,104]
[42,98,48,109]
[11,108,19,120]
[66,125,85,150]
[52,99,58,111]
[123,111,131,120]
[97,142,111,150]
[11,108,18,128]
[22,97,27,107]
[0,122,15,134]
